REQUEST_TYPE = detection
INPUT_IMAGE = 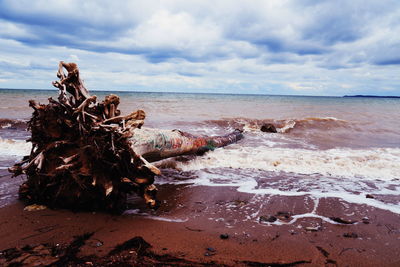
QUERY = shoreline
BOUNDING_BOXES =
[1,184,399,266]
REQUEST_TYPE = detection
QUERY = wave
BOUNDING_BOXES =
[205,117,349,134]
[174,145,400,180]
[0,137,31,157]
[276,117,349,133]
[0,119,27,130]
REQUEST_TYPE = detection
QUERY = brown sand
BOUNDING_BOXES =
[1,184,400,266]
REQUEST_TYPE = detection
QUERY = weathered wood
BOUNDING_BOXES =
[130,128,243,162]
[9,62,243,213]
[9,62,160,213]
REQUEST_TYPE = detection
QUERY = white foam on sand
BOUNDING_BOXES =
[187,171,400,214]
[258,197,350,226]
[170,145,400,214]
[122,209,188,222]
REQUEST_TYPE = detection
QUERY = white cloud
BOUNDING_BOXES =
[68,54,80,61]
[132,10,219,49]
[0,0,399,96]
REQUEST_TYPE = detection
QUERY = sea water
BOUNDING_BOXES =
[0,89,399,212]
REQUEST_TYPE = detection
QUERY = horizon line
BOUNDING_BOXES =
[1,87,399,98]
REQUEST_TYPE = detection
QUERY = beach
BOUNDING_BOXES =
[1,185,399,266]
[1,89,400,265]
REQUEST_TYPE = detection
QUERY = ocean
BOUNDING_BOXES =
[0,89,399,215]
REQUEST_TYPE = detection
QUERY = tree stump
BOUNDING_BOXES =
[9,62,160,213]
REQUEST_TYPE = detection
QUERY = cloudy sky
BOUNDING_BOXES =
[0,0,399,96]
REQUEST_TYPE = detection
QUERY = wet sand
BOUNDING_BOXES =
[1,184,400,266]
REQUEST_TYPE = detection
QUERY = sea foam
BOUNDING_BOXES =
[175,145,400,180]
[0,137,31,157]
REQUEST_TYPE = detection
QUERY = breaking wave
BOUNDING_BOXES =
[205,117,349,134]
[0,137,31,157]
[0,119,27,130]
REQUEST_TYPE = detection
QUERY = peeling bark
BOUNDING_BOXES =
[130,128,243,162]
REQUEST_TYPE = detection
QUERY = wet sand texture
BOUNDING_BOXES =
[1,185,399,266]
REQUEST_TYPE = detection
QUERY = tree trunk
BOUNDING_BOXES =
[9,62,243,213]
[131,128,243,162]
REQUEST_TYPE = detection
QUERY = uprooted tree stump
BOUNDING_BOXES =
[9,61,160,213]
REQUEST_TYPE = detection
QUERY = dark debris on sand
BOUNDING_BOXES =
[0,234,317,267]
[0,234,219,267]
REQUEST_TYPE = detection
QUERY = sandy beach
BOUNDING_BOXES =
[1,183,399,266]
[1,89,400,266]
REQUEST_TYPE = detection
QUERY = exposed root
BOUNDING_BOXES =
[9,62,160,213]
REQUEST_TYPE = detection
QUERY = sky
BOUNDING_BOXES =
[0,0,399,96]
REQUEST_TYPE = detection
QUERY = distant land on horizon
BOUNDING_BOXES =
[343,95,400,98]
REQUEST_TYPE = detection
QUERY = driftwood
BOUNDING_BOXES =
[9,62,243,213]
[130,128,243,162]
[9,62,159,213]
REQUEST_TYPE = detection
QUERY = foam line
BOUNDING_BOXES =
[177,146,400,180]
[0,138,31,157]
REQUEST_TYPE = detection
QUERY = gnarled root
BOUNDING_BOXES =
[9,62,160,213]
